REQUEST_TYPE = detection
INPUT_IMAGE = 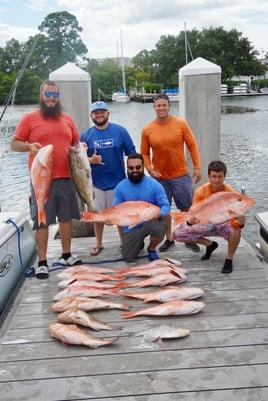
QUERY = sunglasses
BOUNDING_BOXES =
[127,165,142,171]
[42,91,59,98]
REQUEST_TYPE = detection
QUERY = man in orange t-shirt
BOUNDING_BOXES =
[11,80,82,279]
[141,94,201,253]
[173,160,246,273]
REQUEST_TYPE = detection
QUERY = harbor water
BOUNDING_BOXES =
[0,96,268,247]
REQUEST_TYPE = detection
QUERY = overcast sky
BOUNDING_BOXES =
[0,0,267,59]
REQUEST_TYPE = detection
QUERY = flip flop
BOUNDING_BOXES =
[90,246,104,256]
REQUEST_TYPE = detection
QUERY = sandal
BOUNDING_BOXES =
[90,246,104,256]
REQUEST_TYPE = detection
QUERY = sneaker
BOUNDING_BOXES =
[147,247,159,261]
[159,239,175,252]
[58,255,81,266]
[185,243,200,253]
[35,265,49,280]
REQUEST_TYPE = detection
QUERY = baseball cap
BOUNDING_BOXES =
[90,101,109,112]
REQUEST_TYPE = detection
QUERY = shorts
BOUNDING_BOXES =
[173,221,242,242]
[93,187,114,212]
[158,174,194,211]
[122,219,167,261]
[30,178,81,230]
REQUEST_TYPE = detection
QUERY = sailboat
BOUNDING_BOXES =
[112,31,130,103]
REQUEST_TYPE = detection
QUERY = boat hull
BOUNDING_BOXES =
[0,212,36,319]
[255,211,268,261]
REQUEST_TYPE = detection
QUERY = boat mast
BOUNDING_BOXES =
[184,22,188,65]
[120,30,127,94]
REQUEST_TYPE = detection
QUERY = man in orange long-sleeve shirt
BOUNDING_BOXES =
[141,94,201,253]
[173,160,246,273]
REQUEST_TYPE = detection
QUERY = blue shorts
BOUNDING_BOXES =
[30,178,81,230]
[158,173,194,211]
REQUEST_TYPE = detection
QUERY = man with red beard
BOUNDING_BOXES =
[112,153,170,263]
[11,80,81,279]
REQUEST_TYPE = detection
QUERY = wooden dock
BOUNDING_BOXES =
[1,225,268,401]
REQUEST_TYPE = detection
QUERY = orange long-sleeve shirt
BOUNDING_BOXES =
[141,115,201,180]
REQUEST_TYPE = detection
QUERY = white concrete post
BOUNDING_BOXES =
[49,62,91,133]
[49,63,93,237]
[179,57,221,185]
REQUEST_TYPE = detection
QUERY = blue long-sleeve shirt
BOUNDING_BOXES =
[113,175,170,233]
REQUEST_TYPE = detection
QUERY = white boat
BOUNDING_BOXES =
[260,87,268,94]
[162,89,180,102]
[167,93,180,102]
[112,31,130,103]
[112,91,130,103]
[0,211,36,319]
[255,211,268,261]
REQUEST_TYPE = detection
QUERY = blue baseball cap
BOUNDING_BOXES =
[90,101,109,112]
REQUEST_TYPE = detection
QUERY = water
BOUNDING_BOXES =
[1,97,268,246]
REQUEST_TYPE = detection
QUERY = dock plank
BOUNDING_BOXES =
[1,227,268,400]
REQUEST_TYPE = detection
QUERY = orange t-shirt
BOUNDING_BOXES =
[141,115,201,179]
[193,183,235,205]
[13,109,80,179]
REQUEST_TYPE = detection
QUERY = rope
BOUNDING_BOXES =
[50,254,148,272]
[6,218,35,277]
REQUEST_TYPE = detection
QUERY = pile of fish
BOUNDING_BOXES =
[49,257,205,347]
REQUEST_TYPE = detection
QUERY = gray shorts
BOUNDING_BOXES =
[30,178,81,230]
[93,187,114,212]
[122,219,167,261]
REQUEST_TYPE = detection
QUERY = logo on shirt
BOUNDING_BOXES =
[94,139,114,148]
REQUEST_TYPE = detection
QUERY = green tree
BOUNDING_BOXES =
[26,11,88,78]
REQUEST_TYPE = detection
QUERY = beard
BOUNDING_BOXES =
[91,116,109,127]
[127,171,145,183]
[40,100,62,119]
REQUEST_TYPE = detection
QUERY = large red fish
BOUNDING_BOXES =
[81,200,160,228]
[171,191,255,227]
[30,144,54,226]
[122,300,205,318]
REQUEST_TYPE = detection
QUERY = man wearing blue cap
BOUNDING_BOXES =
[80,101,136,255]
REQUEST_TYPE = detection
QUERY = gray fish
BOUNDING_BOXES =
[69,141,95,211]
[136,324,190,343]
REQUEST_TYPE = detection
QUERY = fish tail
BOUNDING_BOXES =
[38,207,47,226]
[121,311,138,319]
[170,211,186,227]
[121,292,143,300]
[114,282,131,289]
[107,288,121,295]
[80,211,98,222]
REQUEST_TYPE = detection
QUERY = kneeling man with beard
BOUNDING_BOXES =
[113,153,170,263]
